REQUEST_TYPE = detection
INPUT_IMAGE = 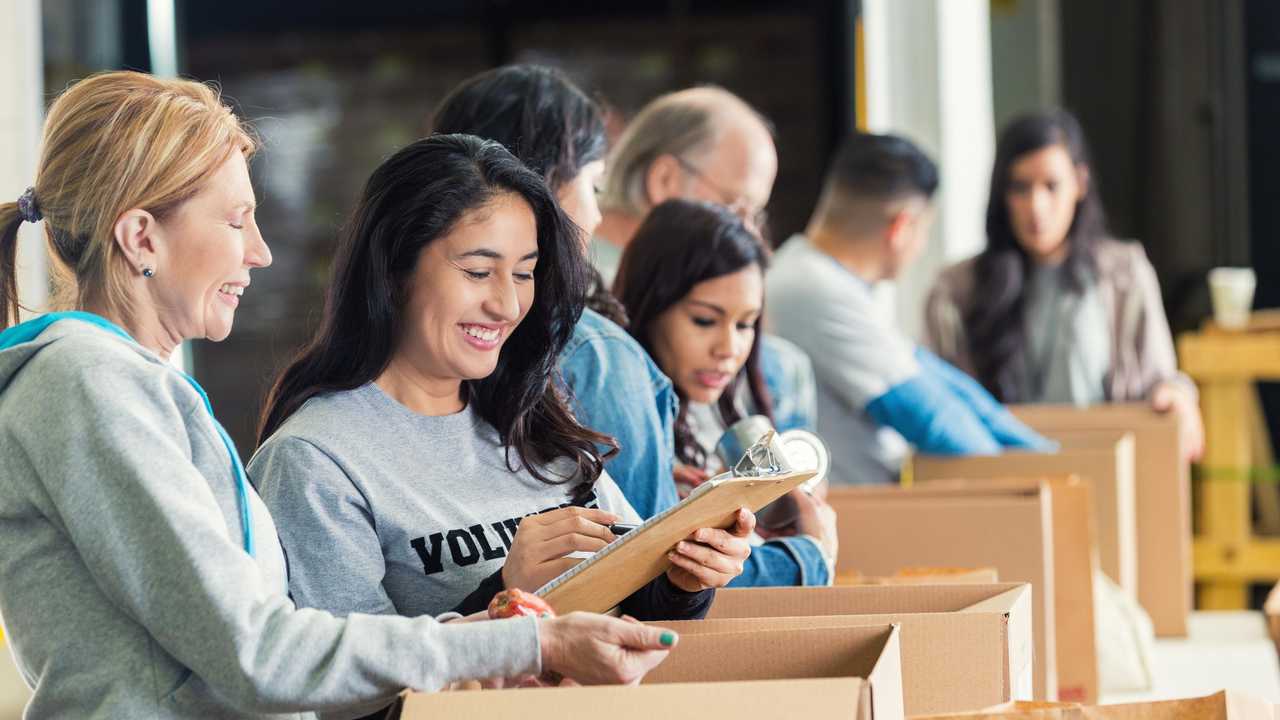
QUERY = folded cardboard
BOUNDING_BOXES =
[837,567,1001,587]
[641,621,905,719]
[911,689,1279,719]
[703,583,1032,715]
[401,677,876,719]
[1011,403,1191,637]
[913,431,1136,597]
[828,478,1100,702]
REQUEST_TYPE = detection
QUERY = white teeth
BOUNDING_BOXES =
[462,325,499,342]
[219,284,244,296]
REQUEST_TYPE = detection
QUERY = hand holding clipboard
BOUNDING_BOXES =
[535,431,820,614]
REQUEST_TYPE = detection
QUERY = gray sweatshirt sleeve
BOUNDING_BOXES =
[250,436,398,618]
[16,349,541,714]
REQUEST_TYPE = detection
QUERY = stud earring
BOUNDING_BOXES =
[142,267,154,278]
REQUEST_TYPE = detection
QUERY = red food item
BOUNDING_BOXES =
[488,588,556,619]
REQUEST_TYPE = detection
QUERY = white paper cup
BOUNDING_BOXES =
[1208,267,1256,330]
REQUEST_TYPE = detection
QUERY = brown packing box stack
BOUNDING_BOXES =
[703,583,1033,716]
[912,430,1137,597]
[1011,403,1191,637]
[828,478,1100,703]
[910,690,1280,719]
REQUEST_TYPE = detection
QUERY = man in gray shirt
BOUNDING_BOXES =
[767,133,1051,484]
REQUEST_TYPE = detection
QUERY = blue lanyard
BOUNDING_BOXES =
[0,312,256,556]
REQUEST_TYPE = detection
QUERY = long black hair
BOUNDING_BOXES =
[258,133,615,488]
[613,199,773,468]
[965,109,1109,401]
[431,64,627,326]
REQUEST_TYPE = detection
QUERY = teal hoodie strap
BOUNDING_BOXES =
[0,312,256,556]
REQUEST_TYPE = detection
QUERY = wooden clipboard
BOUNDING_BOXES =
[535,469,817,614]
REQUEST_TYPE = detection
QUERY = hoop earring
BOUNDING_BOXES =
[142,267,154,278]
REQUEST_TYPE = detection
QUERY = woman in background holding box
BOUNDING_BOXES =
[924,109,1204,460]
[0,72,676,720]
[614,198,840,585]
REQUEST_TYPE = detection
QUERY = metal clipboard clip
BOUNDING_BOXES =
[730,429,792,478]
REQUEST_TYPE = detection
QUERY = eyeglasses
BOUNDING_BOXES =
[673,156,769,232]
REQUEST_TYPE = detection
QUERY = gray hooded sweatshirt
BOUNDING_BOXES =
[0,317,540,719]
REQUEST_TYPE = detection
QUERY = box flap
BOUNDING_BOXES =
[709,583,1028,618]
[401,677,873,719]
[960,585,1032,616]
[866,625,906,720]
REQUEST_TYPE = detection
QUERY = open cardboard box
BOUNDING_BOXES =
[828,478,1099,703]
[641,621,903,703]
[912,430,1137,598]
[401,677,881,719]
[402,623,904,719]
[1011,403,1191,638]
[703,583,1032,716]
[910,690,1279,719]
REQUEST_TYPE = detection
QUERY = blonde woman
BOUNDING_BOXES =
[0,71,674,720]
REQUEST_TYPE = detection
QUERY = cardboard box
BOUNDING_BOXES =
[643,621,905,718]
[879,478,1099,704]
[1011,403,1191,637]
[913,431,1137,597]
[828,479,1100,703]
[837,567,1001,586]
[703,583,1033,715]
[827,484,1057,701]
[911,690,1279,719]
[401,677,878,719]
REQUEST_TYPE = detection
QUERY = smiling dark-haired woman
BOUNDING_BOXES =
[431,64,830,588]
[250,136,746,717]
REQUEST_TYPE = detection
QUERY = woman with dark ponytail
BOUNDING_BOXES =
[614,199,839,587]
[925,109,1203,460]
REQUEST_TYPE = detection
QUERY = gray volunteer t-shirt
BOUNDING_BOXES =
[249,383,640,619]
[765,234,920,485]
[1023,262,1110,405]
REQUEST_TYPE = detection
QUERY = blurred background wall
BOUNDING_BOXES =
[3,0,1276,459]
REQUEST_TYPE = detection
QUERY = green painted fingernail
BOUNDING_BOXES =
[660,631,676,647]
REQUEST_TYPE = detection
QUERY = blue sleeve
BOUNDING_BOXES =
[728,537,830,588]
[559,337,679,518]
[865,372,1003,456]
[913,347,1055,451]
[760,335,818,433]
